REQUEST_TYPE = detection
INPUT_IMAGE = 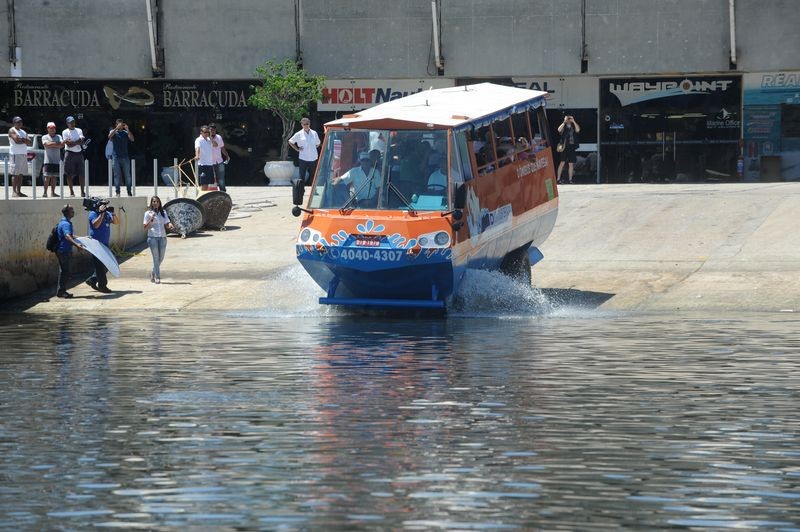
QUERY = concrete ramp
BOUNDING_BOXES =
[536,183,800,312]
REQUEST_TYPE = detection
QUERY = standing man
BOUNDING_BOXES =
[288,117,321,186]
[85,199,118,294]
[209,124,229,192]
[42,122,63,197]
[8,116,31,198]
[194,125,216,191]
[62,116,86,197]
[54,204,86,299]
[108,118,135,197]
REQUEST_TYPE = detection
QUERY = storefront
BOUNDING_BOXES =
[0,79,282,185]
[599,76,742,183]
[743,71,800,181]
[511,77,599,183]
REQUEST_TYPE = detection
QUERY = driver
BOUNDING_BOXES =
[426,155,448,191]
[332,151,381,204]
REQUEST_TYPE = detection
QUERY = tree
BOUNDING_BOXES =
[248,59,326,161]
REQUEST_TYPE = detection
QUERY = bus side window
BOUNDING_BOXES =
[455,131,474,182]
[531,108,549,151]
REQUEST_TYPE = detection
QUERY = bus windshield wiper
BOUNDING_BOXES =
[387,181,416,215]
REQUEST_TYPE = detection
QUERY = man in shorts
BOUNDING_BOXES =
[8,116,31,198]
[62,116,85,197]
[42,121,64,197]
[194,125,216,191]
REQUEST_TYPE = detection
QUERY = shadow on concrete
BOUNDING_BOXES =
[540,288,615,309]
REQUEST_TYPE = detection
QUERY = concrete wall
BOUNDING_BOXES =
[0,197,147,300]
[160,0,296,79]
[2,0,798,81]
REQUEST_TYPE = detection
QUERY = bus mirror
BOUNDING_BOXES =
[454,185,466,209]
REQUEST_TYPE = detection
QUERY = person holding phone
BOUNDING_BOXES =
[556,115,581,184]
[143,195,173,284]
[108,118,135,197]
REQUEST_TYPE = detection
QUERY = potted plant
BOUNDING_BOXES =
[249,59,326,185]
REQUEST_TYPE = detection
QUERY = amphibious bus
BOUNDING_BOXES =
[292,82,558,310]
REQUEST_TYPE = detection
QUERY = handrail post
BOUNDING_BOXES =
[108,158,113,197]
[153,158,158,197]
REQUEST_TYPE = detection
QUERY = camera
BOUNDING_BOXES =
[83,196,111,213]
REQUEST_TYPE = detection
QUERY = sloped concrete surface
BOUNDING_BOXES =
[4,183,799,314]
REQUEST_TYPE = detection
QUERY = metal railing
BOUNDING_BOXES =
[1,157,181,201]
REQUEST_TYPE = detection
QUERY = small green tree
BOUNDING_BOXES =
[248,59,326,161]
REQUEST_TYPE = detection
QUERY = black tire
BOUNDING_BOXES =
[500,246,532,285]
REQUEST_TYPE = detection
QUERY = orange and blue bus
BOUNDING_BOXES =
[293,83,558,310]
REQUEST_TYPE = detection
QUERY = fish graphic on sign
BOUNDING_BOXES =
[103,86,155,110]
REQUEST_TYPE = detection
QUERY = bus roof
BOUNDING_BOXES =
[325,82,548,132]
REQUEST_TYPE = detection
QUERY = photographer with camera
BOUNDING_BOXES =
[108,118,135,197]
[556,114,581,184]
[84,197,118,293]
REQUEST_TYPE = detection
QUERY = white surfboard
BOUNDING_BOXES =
[76,237,121,278]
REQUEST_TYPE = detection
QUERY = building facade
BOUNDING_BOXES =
[1,0,798,183]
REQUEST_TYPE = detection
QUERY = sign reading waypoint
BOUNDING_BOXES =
[318,79,454,112]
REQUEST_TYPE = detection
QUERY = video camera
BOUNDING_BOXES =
[82,196,114,213]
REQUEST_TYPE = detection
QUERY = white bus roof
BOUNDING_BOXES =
[325,82,549,131]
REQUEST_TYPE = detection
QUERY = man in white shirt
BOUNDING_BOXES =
[194,125,216,191]
[288,117,321,186]
[332,151,381,206]
[8,116,30,198]
[209,124,229,192]
[62,116,86,197]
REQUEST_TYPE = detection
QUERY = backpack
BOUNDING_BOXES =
[45,226,59,252]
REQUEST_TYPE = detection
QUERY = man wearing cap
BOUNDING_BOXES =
[332,151,381,206]
[288,117,321,186]
[8,116,31,198]
[62,116,85,197]
[54,204,86,299]
[42,122,64,197]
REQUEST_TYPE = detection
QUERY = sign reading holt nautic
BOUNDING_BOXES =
[5,80,251,111]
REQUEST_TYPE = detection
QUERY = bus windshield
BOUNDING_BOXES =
[309,129,450,212]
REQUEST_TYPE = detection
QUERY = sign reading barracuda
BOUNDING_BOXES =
[4,80,251,112]
[318,79,454,112]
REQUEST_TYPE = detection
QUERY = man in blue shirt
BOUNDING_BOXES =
[55,205,86,299]
[85,200,119,293]
[108,119,135,197]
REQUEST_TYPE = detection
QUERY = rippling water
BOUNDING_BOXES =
[2,302,799,529]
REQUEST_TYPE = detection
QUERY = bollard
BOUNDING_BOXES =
[31,158,37,200]
[132,159,136,197]
[84,158,90,198]
[3,159,8,200]
[173,157,178,198]
[153,158,158,196]
[59,161,64,199]
[108,158,113,197]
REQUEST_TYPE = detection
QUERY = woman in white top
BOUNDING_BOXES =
[143,196,173,284]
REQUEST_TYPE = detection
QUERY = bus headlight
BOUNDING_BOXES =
[417,230,451,249]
